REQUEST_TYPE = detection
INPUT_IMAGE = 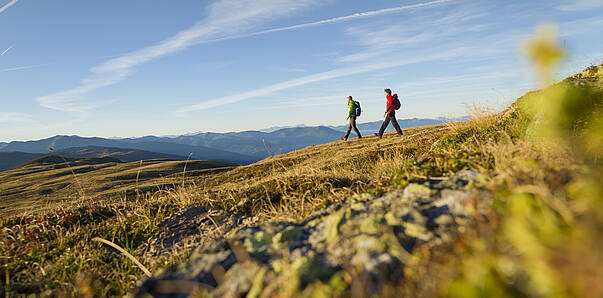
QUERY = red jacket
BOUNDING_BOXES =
[385,95,394,114]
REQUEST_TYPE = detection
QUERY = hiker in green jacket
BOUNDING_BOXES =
[342,96,362,141]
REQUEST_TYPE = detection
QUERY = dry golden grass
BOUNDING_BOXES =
[178,123,458,222]
[0,158,234,217]
[0,122,461,296]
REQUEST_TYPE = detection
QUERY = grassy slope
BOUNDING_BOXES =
[0,158,235,217]
[0,122,457,296]
[1,62,601,296]
[189,123,454,221]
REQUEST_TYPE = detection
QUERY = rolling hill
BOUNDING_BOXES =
[0,156,236,217]
[0,146,191,172]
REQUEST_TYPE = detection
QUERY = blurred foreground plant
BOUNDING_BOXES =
[446,24,603,297]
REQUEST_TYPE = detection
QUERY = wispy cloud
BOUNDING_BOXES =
[276,67,307,73]
[0,112,30,124]
[0,0,18,14]
[337,4,491,64]
[559,16,603,37]
[36,0,323,116]
[556,0,603,11]
[174,0,460,113]
[177,5,525,115]
[1,45,13,56]
[257,95,343,110]
[176,48,472,113]
[36,0,452,118]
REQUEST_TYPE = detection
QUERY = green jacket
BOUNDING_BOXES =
[347,100,356,119]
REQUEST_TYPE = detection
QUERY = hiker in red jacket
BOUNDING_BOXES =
[374,88,403,138]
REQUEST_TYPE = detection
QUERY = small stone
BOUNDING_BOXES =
[272,226,301,244]
[402,184,432,201]
[325,209,346,247]
[435,190,474,216]
[352,193,374,202]
[457,170,479,181]
[384,211,401,226]
[306,218,323,227]
[350,202,366,212]
[243,231,272,254]
[291,257,333,283]
[434,214,453,225]
[403,222,430,241]
[354,235,387,253]
[371,199,385,208]
[360,215,383,235]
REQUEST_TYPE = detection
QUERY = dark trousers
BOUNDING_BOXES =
[378,111,403,136]
[344,116,362,139]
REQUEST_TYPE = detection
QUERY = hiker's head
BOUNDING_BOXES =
[347,96,353,102]
[384,88,392,95]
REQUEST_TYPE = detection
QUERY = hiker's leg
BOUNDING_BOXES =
[344,118,353,139]
[390,113,403,135]
[344,125,352,139]
[378,117,390,136]
[351,117,362,138]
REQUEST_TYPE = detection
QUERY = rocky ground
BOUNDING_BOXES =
[132,170,492,297]
[136,206,247,265]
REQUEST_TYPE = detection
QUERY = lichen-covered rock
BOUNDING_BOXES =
[273,226,301,244]
[132,172,492,297]
[244,230,272,254]
[135,206,243,266]
[291,256,333,284]
[402,183,432,201]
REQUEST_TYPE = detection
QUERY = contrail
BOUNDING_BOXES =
[203,0,453,43]
[0,0,18,14]
[0,63,51,73]
[241,0,452,38]
[1,45,14,56]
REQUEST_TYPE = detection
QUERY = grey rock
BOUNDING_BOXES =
[133,171,492,297]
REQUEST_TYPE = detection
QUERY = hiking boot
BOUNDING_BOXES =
[374,133,382,139]
[341,137,347,141]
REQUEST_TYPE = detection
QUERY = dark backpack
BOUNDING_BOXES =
[392,94,401,110]
[354,101,362,117]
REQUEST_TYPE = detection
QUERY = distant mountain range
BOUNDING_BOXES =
[0,117,467,172]
[122,126,344,158]
[0,136,256,165]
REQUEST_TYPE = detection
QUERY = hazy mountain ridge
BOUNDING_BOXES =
[0,136,256,166]
[0,117,467,171]
[147,126,344,157]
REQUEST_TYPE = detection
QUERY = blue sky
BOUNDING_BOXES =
[1,0,602,142]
